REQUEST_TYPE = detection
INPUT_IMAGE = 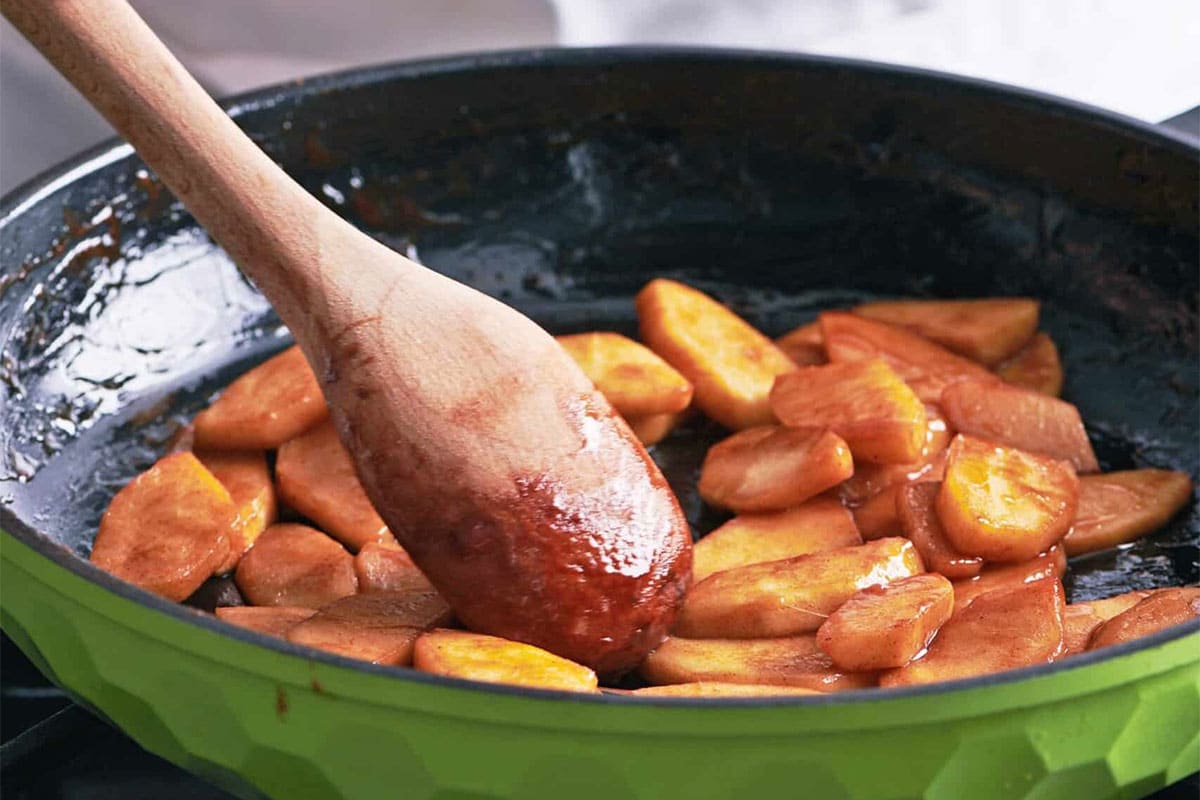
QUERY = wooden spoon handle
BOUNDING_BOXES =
[0,0,386,322]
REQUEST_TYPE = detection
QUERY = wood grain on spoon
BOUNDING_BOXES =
[3,0,692,674]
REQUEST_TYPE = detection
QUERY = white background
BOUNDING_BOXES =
[2,0,1198,194]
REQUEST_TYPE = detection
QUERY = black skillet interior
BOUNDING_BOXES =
[1,49,1197,628]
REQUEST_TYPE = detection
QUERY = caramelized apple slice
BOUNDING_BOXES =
[881,578,1065,687]
[1064,469,1193,556]
[632,681,820,697]
[840,407,951,505]
[940,379,1098,472]
[234,523,357,608]
[288,590,452,665]
[996,332,1063,397]
[413,629,598,692]
[91,452,234,602]
[195,449,277,574]
[625,411,684,446]
[193,346,328,449]
[697,426,853,512]
[354,541,423,593]
[640,636,877,692]
[951,546,1066,615]
[936,435,1079,562]
[897,482,984,579]
[693,497,861,582]
[1088,588,1200,651]
[675,537,923,638]
[771,359,927,464]
[852,485,904,540]
[275,420,393,551]
[215,606,316,639]
[556,332,693,416]
[852,298,1039,366]
[636,279,797,429]
[1062,590,1152,656]
[819,311,995,403]
[817,574,954,671]
[775,321,826,366]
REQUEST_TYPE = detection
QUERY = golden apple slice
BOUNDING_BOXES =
[193,345,328,449]
[234,523,357,608]
[898,482,984,579]
[195,449,276,573]
[1064,469,1193,556]
[640,635,877,692]
[675,537,923,638]
[936,435,1079,562]
[556,331,693,416]
[771,359,927,464]
[819,311,994,403]
[353,541,423,593]
[996,332,1063,396]
[881,578,1065,687]
[840,407,951,505]
[413,629,598,692]
[693,497,861,582]
[288,590,451,666]
[215,606,315,639]
[625,411,684,446]
[816,573,954,671]
[852,297,1039,366]
[1061,590,1152,656]
[636,278,797,429]
[1088,588,1200,651]
[951,546,1066,615]
[940,379,1098,472]
[91,452,234,602]
[775,321,826,366]
[698,425,853,512]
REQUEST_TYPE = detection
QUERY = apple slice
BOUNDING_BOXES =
[195,449,276,573]
[840,407,952,505]
[817,574,954,671]
[852,484,904,540]
[556,331,693,416]
[936,435,1079,562]
[881,578,1065,687]
[775,321,826,366]
[234,523,357,608]
[996,332,1063,397]
[354,541,424,593]
[413,629,598,692]
[675,537,923,638]
[625,411,684,446]
[91,452,234,602]
[640,635,877,692]
[1064,469,1193,556]
[852,297,1039,366]
[632,681,820,697]
[693,497,861,582]
[215,606,315,639]
[897,482,984,579]
[940,379,1098,472]
[1088,588,1200,651]
[288,590,452,665]
[1061,590,1152,656]
[636,278,797,429]
[698,425,852,512]
[771,359,927,464]
[193,346,328,449]
[275,420,394,552]
[819,311,994,403]
[951,546,1066,615]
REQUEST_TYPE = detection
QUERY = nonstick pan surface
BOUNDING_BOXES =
[1,49,1197,800]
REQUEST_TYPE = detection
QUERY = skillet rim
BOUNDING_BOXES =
[1,45,1197,709]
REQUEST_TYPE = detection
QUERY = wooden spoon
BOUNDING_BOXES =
[3,0,692,674]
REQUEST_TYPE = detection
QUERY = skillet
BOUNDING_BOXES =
[1,48,1197,800]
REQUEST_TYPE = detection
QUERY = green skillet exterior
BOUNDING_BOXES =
[4,529,1197,800]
